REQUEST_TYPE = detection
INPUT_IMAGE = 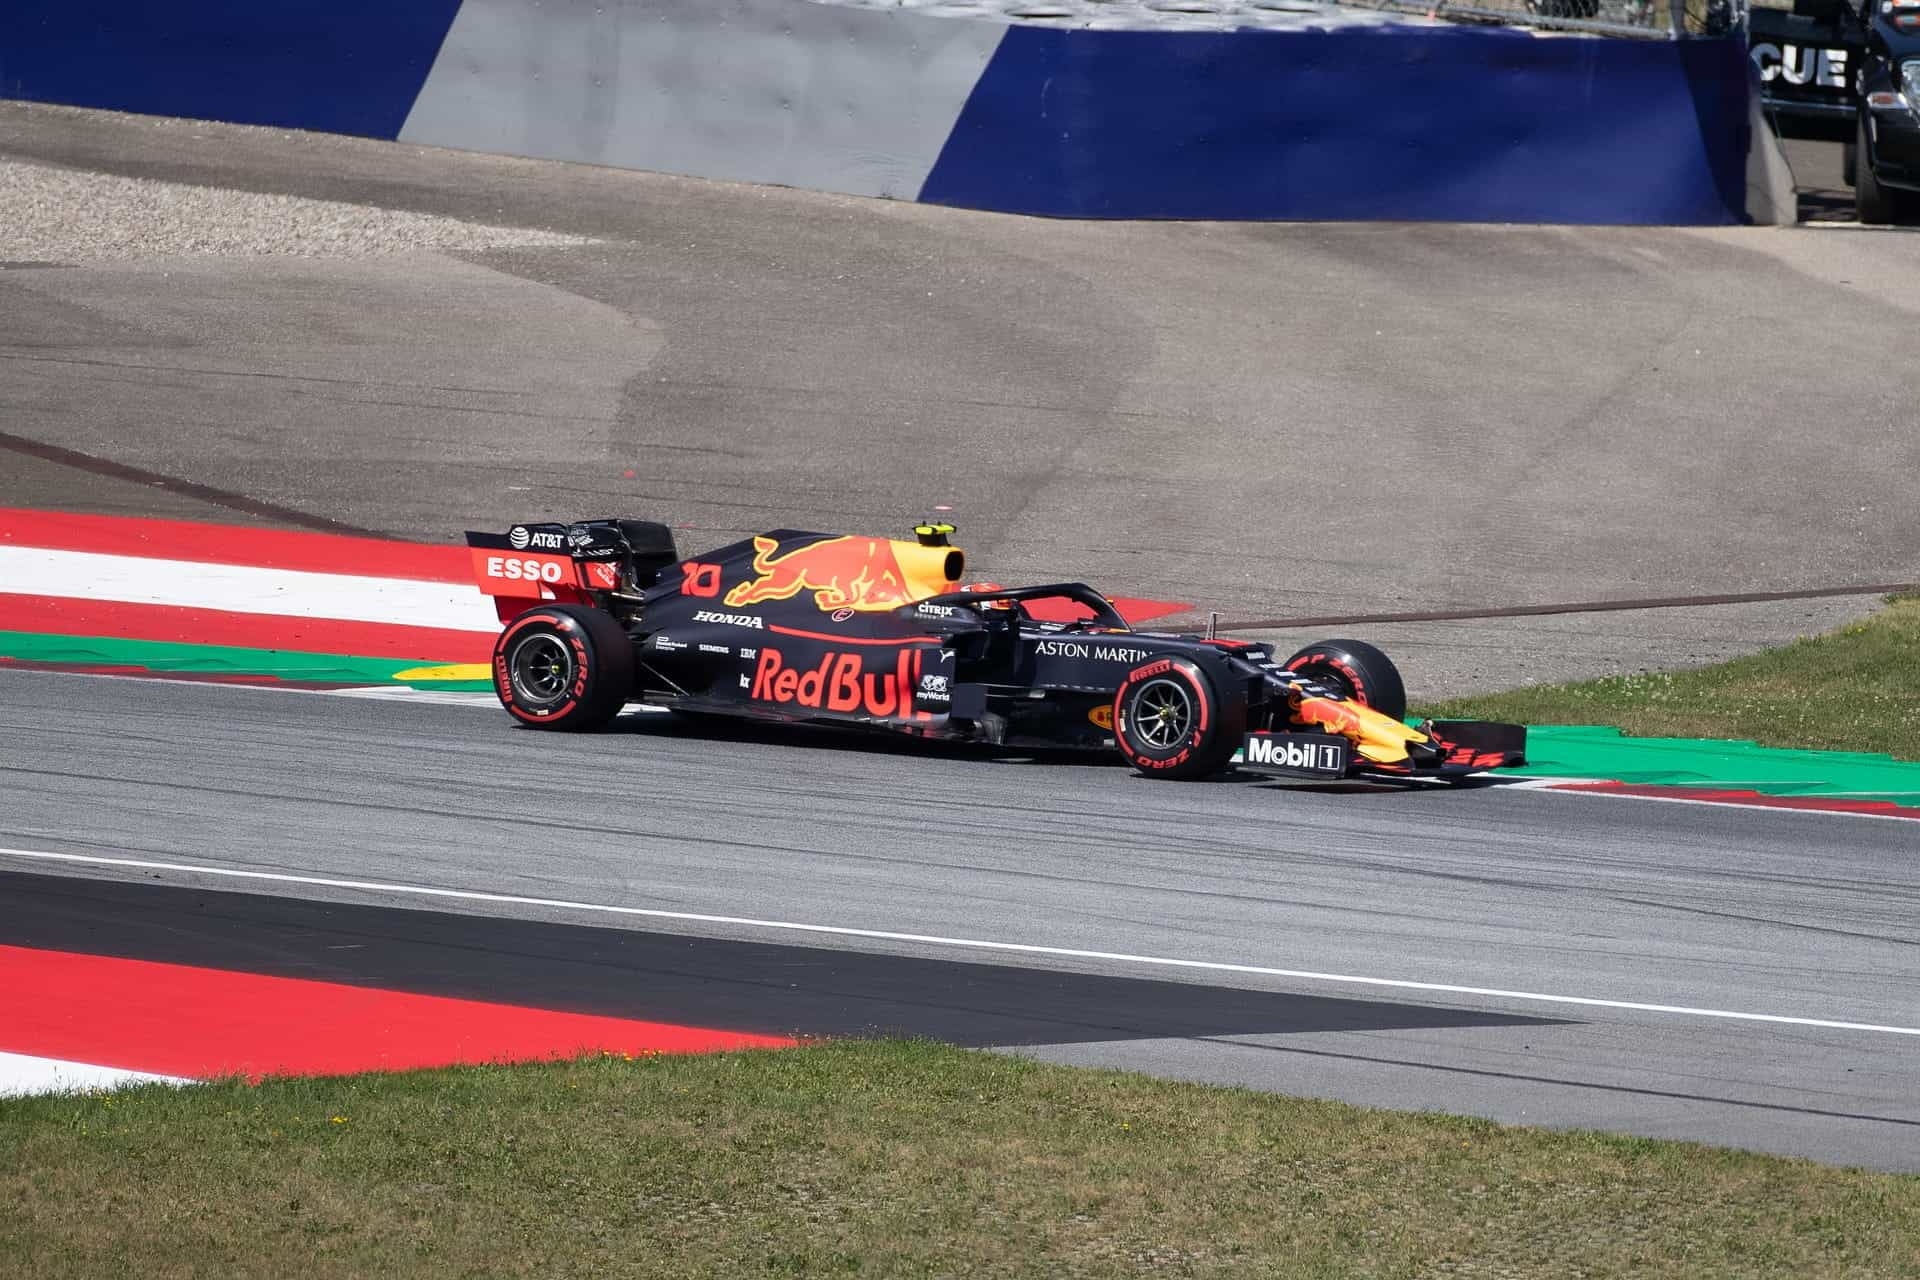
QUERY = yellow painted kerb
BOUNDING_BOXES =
[392,663,492,682]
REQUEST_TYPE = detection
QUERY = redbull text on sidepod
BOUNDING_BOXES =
[748,646,937,720]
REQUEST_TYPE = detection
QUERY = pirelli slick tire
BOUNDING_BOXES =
[1283,639,1407,723]
[493,605,634,732]
[1113,656,1248,780]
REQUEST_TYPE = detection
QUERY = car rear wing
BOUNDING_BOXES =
[464,519,679,622]
[464,529,598,621]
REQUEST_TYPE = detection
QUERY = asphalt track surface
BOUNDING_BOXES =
[4,669,1916,1171]
[3,102,1918,693]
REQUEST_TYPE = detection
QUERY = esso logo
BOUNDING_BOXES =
[486,555,565,583]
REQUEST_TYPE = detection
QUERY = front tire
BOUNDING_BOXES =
[1283,639,1407,722]
[1856,119,1907,225]
[1113,656,1247,780]
[493,605,634,731]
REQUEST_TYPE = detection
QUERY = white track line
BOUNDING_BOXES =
[0,546,498,631]
[1531,781,1920,824]
[0,1050,189,1097]
[326,687,503,707]
[3,846,1915,1039]
[0,665,656,709]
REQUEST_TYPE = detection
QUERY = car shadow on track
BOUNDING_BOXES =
[599,705,1119,769]
[590,708,1524,800]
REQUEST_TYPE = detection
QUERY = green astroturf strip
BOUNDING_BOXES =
[0,631,493,692]
[1494,725,1920,807]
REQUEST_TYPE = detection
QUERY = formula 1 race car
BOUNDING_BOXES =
[465,519,1526,783]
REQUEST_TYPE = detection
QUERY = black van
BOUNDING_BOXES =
[1751,0,1920,222]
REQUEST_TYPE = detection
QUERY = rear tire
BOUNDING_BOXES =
[1283,639,1407,722]
[1113,656,1247,780]
[1856,119,1906,225]
[493,605,634,731]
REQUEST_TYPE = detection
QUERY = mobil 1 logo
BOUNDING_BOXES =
[1240,731,1349,779]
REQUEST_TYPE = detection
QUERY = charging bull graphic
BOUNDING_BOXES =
[1294,694,1429,765]
[725,534,960,613]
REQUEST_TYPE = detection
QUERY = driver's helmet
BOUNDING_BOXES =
[959,581,1016,611]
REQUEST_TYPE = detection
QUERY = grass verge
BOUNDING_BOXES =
[3,1041,1917,1279]
[1417,595,1920,761]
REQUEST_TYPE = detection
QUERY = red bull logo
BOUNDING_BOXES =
[748,646,937,720]
[1295,696,1366,738]
[1293,694,1428,766]
[725,535,959,613]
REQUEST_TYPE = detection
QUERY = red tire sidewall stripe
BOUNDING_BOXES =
[1115,659,1213,770]
[495,611,588,724]
[1286,652,1367,705]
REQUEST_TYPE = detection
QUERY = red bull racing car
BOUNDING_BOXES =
[465,519,1525,783]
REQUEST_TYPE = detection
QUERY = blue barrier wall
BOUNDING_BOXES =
[1,0,460,139]
[921,27,1750,224]
[0,0,1753,225]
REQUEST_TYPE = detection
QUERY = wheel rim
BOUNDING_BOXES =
[508,632,574,707]
[1129,677,1193,750]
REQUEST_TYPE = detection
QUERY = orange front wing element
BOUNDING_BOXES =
[1293,695,1430,765]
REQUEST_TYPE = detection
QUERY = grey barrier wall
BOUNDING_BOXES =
[401,0,1005,200]
[5,0,1767,223]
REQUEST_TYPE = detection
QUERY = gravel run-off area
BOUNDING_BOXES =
[0,159,591,262]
